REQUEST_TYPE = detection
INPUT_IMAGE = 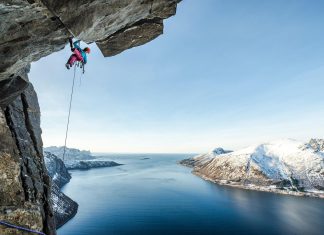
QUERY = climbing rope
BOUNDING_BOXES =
[62,65,78,162]
[0,220,46,235]
[78,62,84,86]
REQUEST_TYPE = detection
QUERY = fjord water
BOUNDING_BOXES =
[59,154,324,235]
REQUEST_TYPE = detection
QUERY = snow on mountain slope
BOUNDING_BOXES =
[44,146,93,161]
[182,139,324,197]
[44,152,71,188]
[307,138,324,152]
[44,152,78,228]
[179,147,232,167]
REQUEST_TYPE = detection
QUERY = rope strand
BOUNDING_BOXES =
[0,65,84,235]
[79,66,83,86]
[62,65,77,162]
[0,220,46,235]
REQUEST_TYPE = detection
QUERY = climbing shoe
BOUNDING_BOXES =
[65,64,70,70]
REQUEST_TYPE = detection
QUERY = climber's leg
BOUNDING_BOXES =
[66,55,77,69]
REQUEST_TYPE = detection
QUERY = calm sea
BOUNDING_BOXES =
[59,154,324,235]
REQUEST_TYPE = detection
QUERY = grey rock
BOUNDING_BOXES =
[307,139,324,152]
[0,1,180,233]
[0,0,70,82]
[179,158,199,168]
[44,152,71,188]
[42,0,180,43]
[212,147,231,155]
[44,152,78,229]
[43,150,121,228]
[97,18,163,56]
[50,183,78,229]
[0,0,181,103]
[0,83,55,235]
[0,76,29,108]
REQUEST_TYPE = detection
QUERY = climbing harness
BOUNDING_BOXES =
[62,65,83,162]
[0,220,46,235]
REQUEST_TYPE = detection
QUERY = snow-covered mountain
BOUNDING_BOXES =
[44,146,122,170]
[181,139,324,197]
[44,146,93,161]
[307,138,324,152]
[179,147,232,167]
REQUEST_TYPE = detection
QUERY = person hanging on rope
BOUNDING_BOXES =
[65,38,90,70]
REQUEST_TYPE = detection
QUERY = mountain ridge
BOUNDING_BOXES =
[181,139,324,198]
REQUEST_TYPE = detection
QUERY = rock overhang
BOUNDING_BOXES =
[41,0,180,44]
[0,0,181,104]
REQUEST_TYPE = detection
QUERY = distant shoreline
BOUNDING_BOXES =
[193,171,324,199]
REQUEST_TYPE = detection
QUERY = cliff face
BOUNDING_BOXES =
[50,184,78,229]
[0,0,180,98]
[44,152,71,188]
[44,152,78,229]
[0,1,180,234]
[0,82,55,234]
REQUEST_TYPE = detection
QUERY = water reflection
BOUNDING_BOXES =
[59,154,324,235]
[205,180,324,235]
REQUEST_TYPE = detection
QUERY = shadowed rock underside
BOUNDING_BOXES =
[0,1,180,234]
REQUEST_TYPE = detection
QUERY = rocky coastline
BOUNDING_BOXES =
[44,149,121,228]
[194,171,324,199]
[180,139,324,199]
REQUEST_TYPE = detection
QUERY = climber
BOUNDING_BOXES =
[65,38,90,69]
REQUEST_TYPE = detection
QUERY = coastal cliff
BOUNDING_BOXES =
[44,146,122,170]
[44,150,122,228]
[0,1,180,234]
[44,152,78,229]
[44,152,71,188]
[0,82,55,234]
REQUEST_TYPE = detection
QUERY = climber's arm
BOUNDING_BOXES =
[73,40,82,51]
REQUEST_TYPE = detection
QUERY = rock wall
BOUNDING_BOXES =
[50,184,78,229]
[0,0,180,96]
[0,81,55,234]
[44,152,78,229]
[44,152,71,188]
[0,1,180,234]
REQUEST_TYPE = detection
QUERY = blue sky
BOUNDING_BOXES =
[30,0,324,153]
